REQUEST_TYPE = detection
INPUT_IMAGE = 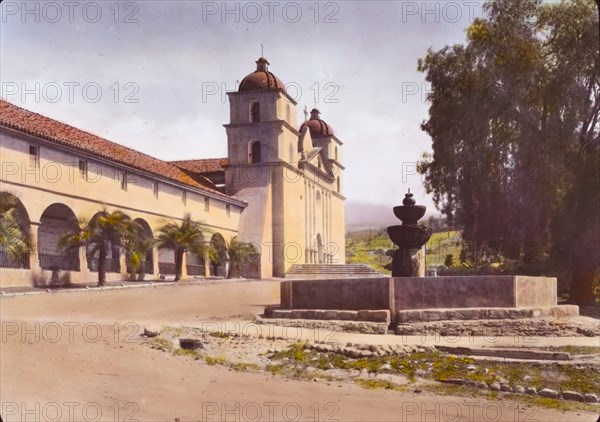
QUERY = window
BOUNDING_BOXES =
[182,190,187,206]
[250,141,261,164]
[29,145,39,168]
[335,146,338,162]
[226,204,231,217]
[204,197,210,212]
[249,102,260,123]
[336,177,340,193]
[120,172,127,191]
[153,182,159,199]
[79,160,88,180]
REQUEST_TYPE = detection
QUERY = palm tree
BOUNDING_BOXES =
[156,214,205,281]
[127,235,155,278]
[226,239,258,278]
[0,201,30,267]
[60,210,139,286]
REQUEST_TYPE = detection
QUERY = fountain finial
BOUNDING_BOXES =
[403,189,416,206]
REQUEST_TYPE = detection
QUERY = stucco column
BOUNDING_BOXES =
[203,241,210,277]
[119,249,127,276]
[76,245,88,285]
[28,222,40,271]
[152,247,159,279]
[181,251,188,279]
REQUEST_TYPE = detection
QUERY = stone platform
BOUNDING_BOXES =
[268,308,391,323]
[397,305,579,323]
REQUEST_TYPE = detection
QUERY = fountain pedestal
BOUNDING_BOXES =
[386,192,432,277]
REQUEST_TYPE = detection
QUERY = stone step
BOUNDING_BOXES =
[285,264,386,279]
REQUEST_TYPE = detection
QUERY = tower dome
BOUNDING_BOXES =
[300,109,334,138]
[238,57,286,92]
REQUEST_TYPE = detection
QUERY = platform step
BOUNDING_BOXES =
[285,264,386,279]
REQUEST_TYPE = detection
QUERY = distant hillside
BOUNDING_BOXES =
[346,199,441,231]
[346,228,462,272]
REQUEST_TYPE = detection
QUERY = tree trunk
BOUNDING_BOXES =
[596,0,600,50]
[567,265,598,306]
[98,244,106,287]
[174,249,183,281]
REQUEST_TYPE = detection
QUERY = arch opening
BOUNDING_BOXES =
[186,231,206,276]
[85,212,120,274]
[39,203,80,271]
[249,101,260,123]
[126,218,155,276]
[209,233,227,277]
[0,192,31,269]
[250,141,262,164]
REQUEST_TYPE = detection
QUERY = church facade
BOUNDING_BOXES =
[0,58,345,287]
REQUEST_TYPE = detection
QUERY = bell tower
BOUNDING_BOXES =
[224,57,298,170]
[223,57,346,278]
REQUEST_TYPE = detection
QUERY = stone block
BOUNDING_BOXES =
[144,326,161,337]
[489,383,501,391]
[323,310,339,320]
[338,311,358,320]
[513,385,525,394]
[562,391,584,402]
[486,309,509,319]
[179,338,202,350]
[538,388,558,399]
[302,310,318,320]
[357,310,390,323]
[271,310,290,319]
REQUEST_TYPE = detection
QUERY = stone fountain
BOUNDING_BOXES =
[386,190,432,277]
[266,192,579,334]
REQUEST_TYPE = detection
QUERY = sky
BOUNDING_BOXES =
[0,0,486,216]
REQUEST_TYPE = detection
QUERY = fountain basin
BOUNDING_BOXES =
[387,224,432,248]
[392,205,426,225]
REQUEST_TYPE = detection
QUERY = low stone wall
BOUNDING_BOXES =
[279,276,560,323]
[280,278,393,311]
[393,276,557,310]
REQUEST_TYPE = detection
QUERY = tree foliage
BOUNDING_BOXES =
[0,196,30,265]
[226,238,258,278]
[60,209,141,286]
[418,0,600,303]
[156,214,205,281]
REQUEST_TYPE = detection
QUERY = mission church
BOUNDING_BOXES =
[0,57,346,288]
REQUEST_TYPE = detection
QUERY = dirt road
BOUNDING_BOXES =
[1,280,597,421]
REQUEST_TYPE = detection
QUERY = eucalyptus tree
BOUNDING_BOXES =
[418,0,599,303]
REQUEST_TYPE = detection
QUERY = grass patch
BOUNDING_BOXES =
[205,355,228,366]
[229,362,260,372]
[149,337,174,352]
[355,378,408,391]
[173,348,203,359]
[266,364,284,375]
[209,331,231,339]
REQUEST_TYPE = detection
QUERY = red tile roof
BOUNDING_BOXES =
[171,158,229,174]
[0,100,235,201]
